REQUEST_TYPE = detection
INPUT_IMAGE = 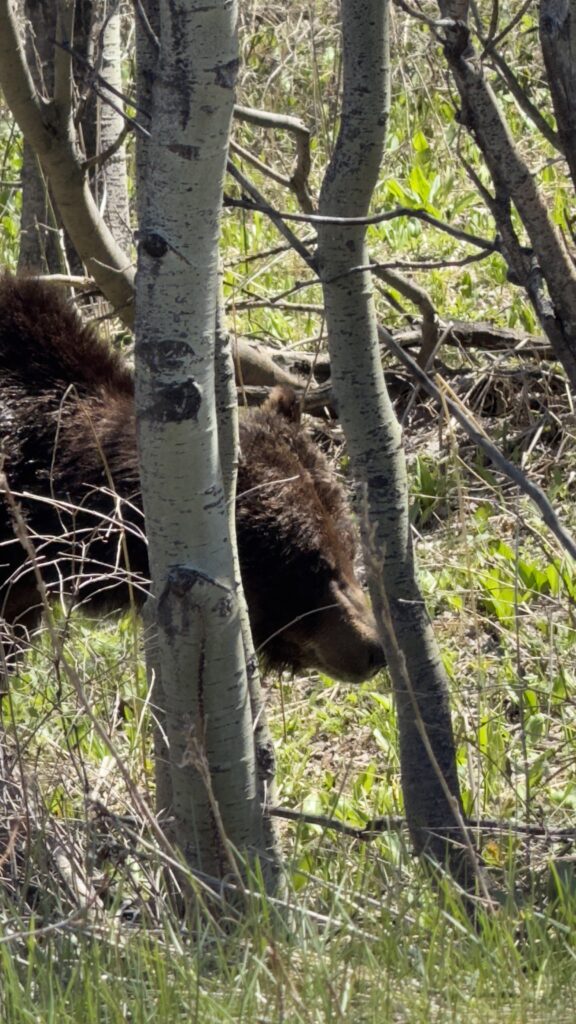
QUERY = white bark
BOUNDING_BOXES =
[215,287,278,840]
[94,2,132,253]
[134,0,280,885]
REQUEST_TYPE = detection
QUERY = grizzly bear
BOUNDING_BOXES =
[0,275,384,681]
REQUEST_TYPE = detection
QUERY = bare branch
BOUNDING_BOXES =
[373,266,439,365]
[53,1,75,116]
[488,48,561,151]
[234,104,309,137]
[83,120,132,172]
[380,325,576,561]
[233,103,314,212]
[227,162,317,269]
[225,192,497,249]
[483,0,533,50]
[271,806,576,842]
[229,139,292,190]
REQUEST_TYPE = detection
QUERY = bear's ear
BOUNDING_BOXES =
[262,385,301,424]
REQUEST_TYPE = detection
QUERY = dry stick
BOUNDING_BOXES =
[270,806,576,842]
[379,327,576,562]
[233,104,310,137]
[0,895,107,946]
[370,250,494,271]
[31,274,94,291]
[225,192,496,250]
[230,236,315,267]
[227,163,316,269]
[0,817,25,874]
[83,120,132,172]
[230,139,292,191]
[231,299,323,314]
[400,321,454,423]
[271,806,405,838]
[373,265,440,367]
[232,105,313,214]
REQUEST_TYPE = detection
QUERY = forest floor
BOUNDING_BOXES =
[1,359,575,1024]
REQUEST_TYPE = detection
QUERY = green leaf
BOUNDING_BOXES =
[408,164,430,203]
[412,130,429,152]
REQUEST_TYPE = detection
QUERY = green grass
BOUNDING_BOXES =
[1,832,576,1023]
[2,468,576,1023]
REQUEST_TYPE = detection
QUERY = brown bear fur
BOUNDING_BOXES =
[0,275,383,681]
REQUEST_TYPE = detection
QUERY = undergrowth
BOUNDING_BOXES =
[1,423,575,1022]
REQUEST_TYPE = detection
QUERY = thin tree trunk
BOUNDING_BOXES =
[94,1,132,253]
[539,0,576,192]
[440,13,576,391]
[17,0,63,273]
[18,141,64,274]
[215,285,279,851]
[317,0,486,893]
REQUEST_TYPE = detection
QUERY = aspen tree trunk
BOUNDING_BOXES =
[438,2,576,390]
[317,0,485,892]
[214,289,277,810]
[17,0,62,273]
[134,0,280,888]
[93,1,132,254]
